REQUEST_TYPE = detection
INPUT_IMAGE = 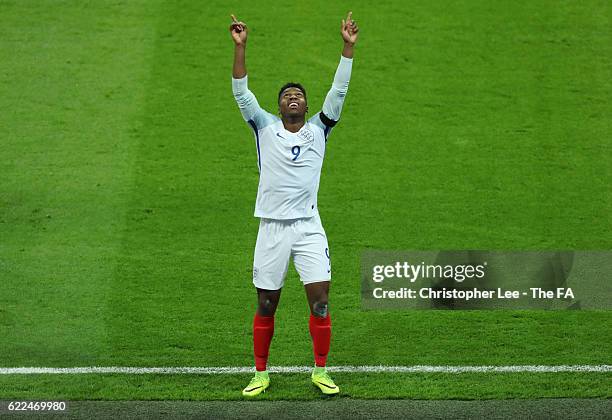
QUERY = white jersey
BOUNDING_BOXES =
[232,56,353,220]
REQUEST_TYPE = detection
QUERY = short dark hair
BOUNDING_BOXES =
[278,82,307,104]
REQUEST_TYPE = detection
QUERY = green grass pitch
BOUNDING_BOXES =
[0,0,610,402]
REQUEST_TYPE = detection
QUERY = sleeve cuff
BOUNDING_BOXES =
[232,75,248,94]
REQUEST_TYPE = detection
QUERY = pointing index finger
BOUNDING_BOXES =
[346,11,352,24]
[231,14,238,23]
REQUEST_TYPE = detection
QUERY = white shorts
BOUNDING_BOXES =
[253,213,331,290]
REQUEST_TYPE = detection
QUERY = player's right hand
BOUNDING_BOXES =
[229,14,248,46]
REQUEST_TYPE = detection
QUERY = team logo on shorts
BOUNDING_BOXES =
[298,127,314,144]
[253,267,259,280]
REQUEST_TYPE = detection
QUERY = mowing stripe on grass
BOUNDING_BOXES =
[0,365,610,375]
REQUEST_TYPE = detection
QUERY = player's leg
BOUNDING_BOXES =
[304,281,332,368]
[293,215,339,394]
[304,281,338,394]
[243,287,281,397]
[243,218,291,397]
[253,287,281,371]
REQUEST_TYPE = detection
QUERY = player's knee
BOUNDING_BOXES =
[312,301,329,318]
[258,297,277,316]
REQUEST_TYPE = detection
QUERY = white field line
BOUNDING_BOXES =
[0,365,610,375]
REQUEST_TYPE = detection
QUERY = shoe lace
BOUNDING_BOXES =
[317,370,333,383]
[247,376,261,387]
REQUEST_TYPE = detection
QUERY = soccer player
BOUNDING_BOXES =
[230,12,358,397]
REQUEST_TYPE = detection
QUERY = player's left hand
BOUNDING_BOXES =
[341,12,359,45]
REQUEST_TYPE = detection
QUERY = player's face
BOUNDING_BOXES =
[279,87,307,118]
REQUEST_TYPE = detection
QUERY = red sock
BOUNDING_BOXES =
[253,313,274,371]
[309,313,331,367]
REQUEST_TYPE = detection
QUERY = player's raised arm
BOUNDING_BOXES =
[319,12,359,129]
[340,11,359,59]
[230,15,263,123]
[230,14,247,78]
